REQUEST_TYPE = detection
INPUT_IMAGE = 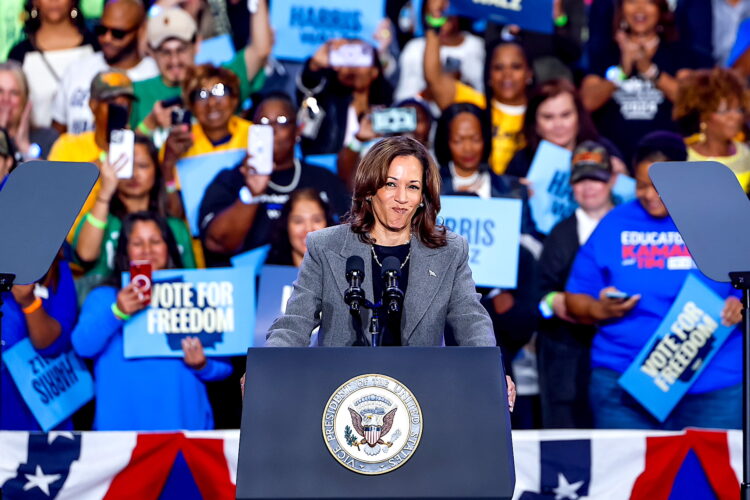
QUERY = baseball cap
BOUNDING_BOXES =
[570,140,612,184]
[147,7,198,49]
[90,70,135,101]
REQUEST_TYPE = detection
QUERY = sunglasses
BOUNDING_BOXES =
[189,83,233,102]
[94,24,136,40]
[258,115,292,127]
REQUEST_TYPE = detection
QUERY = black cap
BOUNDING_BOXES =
[633,131,688,166]
[570,140,612,184]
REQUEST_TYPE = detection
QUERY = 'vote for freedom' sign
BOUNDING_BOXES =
[618,274,738,422]
[270,0,385,62]
[123,268,255,358]
[448,0,553,34]
[439,195,522,289]
[4,339,94,431]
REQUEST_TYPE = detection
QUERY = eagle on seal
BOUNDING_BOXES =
[348,407,397,449]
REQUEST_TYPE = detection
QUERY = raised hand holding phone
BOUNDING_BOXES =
[247,124,274,175]
[130,260,152,305]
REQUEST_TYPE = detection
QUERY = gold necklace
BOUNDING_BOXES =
[371,244,412,269]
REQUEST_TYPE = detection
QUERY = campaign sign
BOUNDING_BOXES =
[195,34,236,66]
[254,265,300,346]
[177,150,246,236]
[439,196,522,288]
[448,0,553,34]
[4,339,94,431]
[270,0,385,62]
[230,244,271,275]
[526,140,635,234]
[618,274,737,422]
[123,267,255,358]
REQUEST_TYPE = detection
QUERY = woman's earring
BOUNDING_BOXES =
[70,7,78,19]
[419,202,424,207]
[30,7,38,18]
[698,122,707,143]
[366,197,372,202]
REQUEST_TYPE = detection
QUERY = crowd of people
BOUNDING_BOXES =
[1,0,749,432]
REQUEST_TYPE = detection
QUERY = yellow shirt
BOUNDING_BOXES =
[48,131,104,242]
[687,141,750,192]
[453,82,525,175]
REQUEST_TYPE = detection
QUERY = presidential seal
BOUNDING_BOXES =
[322,374,423,475]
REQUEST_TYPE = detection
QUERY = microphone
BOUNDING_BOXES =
[381,256,404,313]
[344,256,366,312]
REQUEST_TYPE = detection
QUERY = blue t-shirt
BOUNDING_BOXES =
[566,200,741,394]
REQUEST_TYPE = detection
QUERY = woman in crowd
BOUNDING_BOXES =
[266,188,334,268]
[1,254,77,430]
[673,67,750,191]
[565,131,742,430]
[536,141,616,429]
[0,61,58,160]
[506,79,628,177]
[580,0,711,163]
[296,38,393,156]
[72,136,195,299]
[423,0,533,175]
[0,127,19,183]
[8,0,97,128]
[72,212,231,430]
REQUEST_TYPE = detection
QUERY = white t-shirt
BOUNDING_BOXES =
[575,207,600,246]
[51,52,159,134]
[21,45,95,128]
[394,33,485,103]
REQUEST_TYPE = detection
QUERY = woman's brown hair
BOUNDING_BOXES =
[182,64,241,109]
[345,136,446,248]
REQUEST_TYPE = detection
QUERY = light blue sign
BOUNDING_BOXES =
[526,140,636,234]
[618,274,737,422]
[270,0,385,62]
[123,267,255,358]
[439,196,522,289]
[195,34,236,66]
[231,244,271,275]
[177,150,246,236]
[4,338,94,431]
[304,154,338,173]
[448,0,553,34]
[255,265,300,346]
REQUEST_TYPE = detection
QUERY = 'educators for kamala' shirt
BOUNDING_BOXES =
[565,200,740,394]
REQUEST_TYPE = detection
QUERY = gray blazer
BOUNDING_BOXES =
[266,224,495,346]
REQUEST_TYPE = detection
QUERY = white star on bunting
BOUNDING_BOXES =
[23,465,61,496]
[47,431,75,445]
[553,472,585,500]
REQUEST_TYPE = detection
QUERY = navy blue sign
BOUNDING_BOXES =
[448,0,553,34]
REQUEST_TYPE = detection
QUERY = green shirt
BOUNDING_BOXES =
[130,48,267,129]
[1,0,24,61]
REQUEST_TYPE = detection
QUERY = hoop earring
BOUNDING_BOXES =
[30,7,38,18]
[70,7,78,19]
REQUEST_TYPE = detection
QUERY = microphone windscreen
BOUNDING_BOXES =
[346,255,365,275]
[381,256,401,277]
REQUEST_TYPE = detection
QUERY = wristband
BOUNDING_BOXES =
[98,150,107,163]
[538,292,558,319]
[425,14,448,29]
[347,137,364,154]
[554,14,568,27]
[86,212,107,229]
[22,297,43,315]
[165,179,178,194]
[137,121,154,136]
[111,302,132,321]
[640,63,660,82]
[239,186,259,205]
[605,65,626,86]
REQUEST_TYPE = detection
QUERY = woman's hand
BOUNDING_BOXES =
[506,375,516,413]
[116,283,149,316]
[721,296,743,327]
[11,284,36,309]
[240,372,246,397]
[182,336,207,370]
[14,101,32,155]
[615,30,641,75]
[98,155,128,201]
[163,124,193,167]
[310,39,348,72]
[594,286,640,320]
[354,114,378,143]
[240,155,271,196]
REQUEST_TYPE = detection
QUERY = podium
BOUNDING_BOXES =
[236,347,515,499]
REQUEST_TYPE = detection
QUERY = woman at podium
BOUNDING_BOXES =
[266,136,495,348]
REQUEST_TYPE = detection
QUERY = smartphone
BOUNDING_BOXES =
[109,128,135,179]
[329,43,373,67]
[247,124,274,175]
[170,108,192,127]
[106,103,129,138]
[130,260,152,304]
[161,96,183,108]
[372,107,418,135]
[605,290,631,300]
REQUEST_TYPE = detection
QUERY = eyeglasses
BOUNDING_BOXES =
[94,24,136,40]
[714,106,745,116]
[258,115,292,127]
[189,83,233,102]
[153,43,193,59]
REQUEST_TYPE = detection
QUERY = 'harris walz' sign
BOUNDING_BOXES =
[270,0,385,62]
[448,0,553,34]
[618,274,737,422]
[123,268,255,358]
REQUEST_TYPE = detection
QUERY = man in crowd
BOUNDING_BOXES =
[51,0,158,135]
[130,0,271,134]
